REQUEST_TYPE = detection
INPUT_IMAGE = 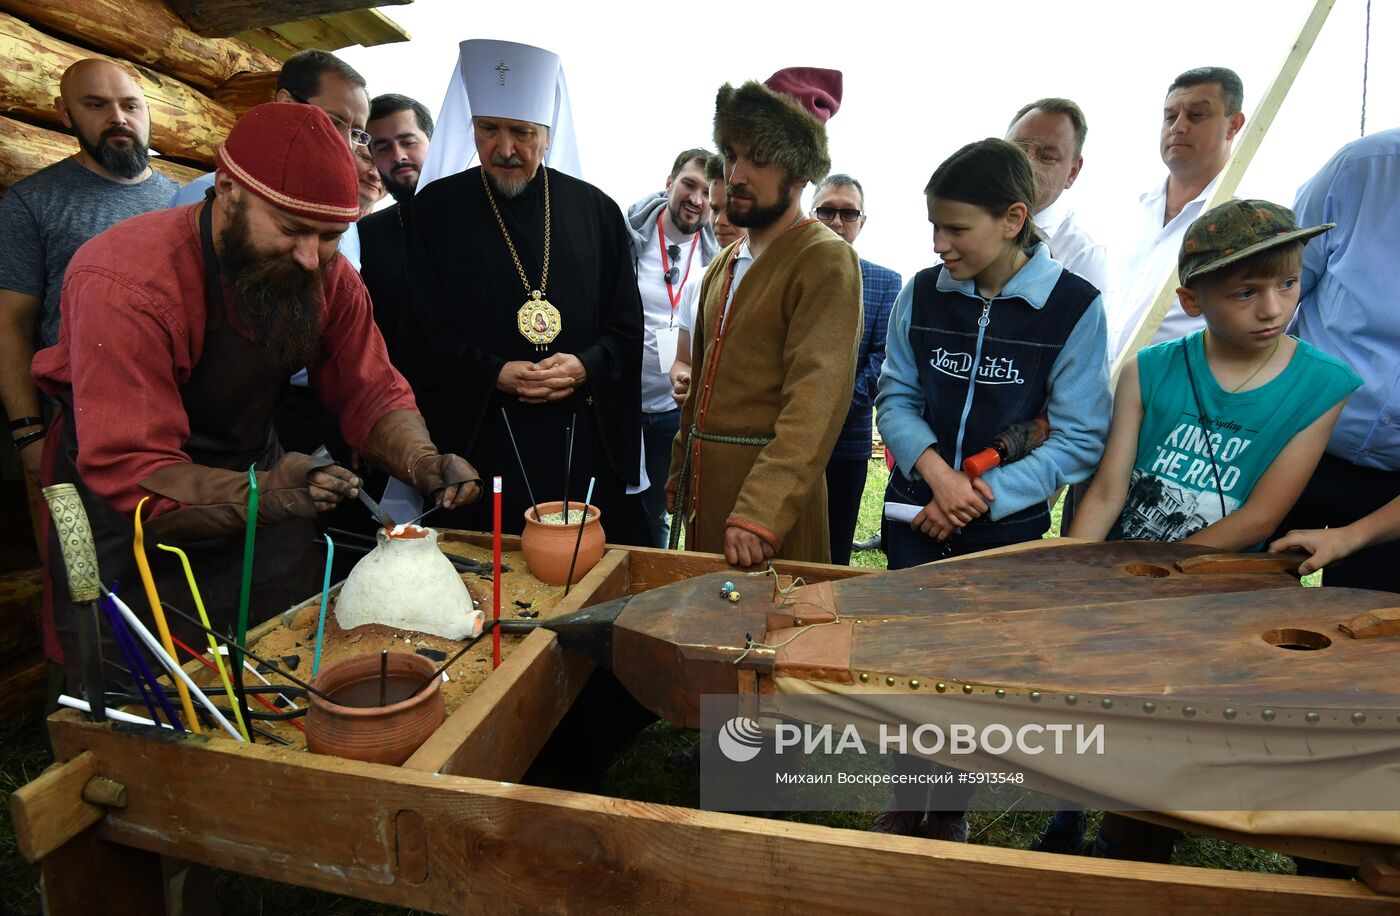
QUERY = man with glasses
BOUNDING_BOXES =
[625,149,719,546]
[169,50,371,270]
[1006,97,1108,294]
[811,174,902,563]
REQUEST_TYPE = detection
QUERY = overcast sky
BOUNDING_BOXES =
[341,0,1397,281]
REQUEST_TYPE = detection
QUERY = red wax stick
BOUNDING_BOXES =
[492,475,502,669]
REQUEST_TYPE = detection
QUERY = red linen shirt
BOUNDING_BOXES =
[32,205,417,517]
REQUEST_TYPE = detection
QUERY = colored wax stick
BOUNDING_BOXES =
[234,464,258,740]
[103,591,184,732]
[132,497,200,732]
[313,534,334,677]
[492,476,502,669]
[102,586,243,740]
[99,596,162,726]
[158,544,250,741]
[172,636,304,732]
[563,478,596,597]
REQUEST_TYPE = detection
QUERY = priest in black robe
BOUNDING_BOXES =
[398,41,648,545]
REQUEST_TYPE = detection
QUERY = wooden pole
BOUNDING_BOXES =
[1111,0,1337,381]
[0,114,204,190]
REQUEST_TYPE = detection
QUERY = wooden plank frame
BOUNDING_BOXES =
[22,540,1400,913]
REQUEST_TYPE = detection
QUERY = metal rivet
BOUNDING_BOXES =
[1223,707,1237,720]
[1261,708,1275,722]
[794,619,804,627]
[1029,691,1042,703]
[1143,701,1156,714]
[910,680,920,690]
[962,684,973,695]
[935,682,947,693]
[885,676,896,687]
[1065,694,1078,706]
[995,688,1006,699]
[1352,712,1366,726]
[1305,711,1319,725]
[1101,698,1113,710]
[859,672,869,683]
[1183,706,1196,718]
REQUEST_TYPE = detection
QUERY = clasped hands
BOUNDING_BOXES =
[912,451,996,542]
[498,353,587,404]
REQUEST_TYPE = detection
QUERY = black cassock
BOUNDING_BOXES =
[399,166,648,544]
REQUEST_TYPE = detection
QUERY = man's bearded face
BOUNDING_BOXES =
[219,197,325,369]
[76,122,150,180]
[726,175,793,229]
[665,160,710,234]
[723,140,795,230]
[475,117,549,199]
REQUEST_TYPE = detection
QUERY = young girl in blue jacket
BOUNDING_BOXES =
[876,138,1112,569]
[868,138,1112,839]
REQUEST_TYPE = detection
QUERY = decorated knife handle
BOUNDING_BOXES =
[42,483,101,604]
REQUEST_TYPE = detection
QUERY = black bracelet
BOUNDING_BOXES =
[7,416,43,432]
[12,429,45,453]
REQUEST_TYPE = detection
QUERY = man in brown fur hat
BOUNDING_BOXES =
[667,67,861,565]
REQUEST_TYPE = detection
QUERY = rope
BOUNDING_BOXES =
[732,564,833,664]
[667,424,774,549]
[1361,0,1372,137]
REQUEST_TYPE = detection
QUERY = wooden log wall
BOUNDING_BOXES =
[0,0,280,91]
[0,0,298,192]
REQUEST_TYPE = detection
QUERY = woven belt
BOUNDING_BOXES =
[668,424,774,549]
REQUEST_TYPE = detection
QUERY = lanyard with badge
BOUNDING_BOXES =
[655,212,698,375]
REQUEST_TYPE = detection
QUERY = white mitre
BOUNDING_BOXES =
[417,38,582,192]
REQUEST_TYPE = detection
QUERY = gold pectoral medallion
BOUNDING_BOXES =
[517,292,561,350]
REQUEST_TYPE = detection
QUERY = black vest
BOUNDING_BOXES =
[886,262,1095,543]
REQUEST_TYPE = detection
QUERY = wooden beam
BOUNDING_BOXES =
[209,70,279,119]
[43,719,1398,914]
[40,825,166,915]
[0,115,205,191]
[8,751,104,862]
[0,13,235,165]
[0,0,278,91]
[319,8,410,47]
[166,0,410,39]
[1111,0,1337,379]
[234,27,302,62]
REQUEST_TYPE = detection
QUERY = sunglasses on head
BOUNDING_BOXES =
[814,206,863,223]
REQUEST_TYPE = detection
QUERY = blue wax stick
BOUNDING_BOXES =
[100,597,160,724]
[313,534,334,677]
[102,593,184,732]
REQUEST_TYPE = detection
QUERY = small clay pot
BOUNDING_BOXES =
[305,652,445,766]
[520,499,605,586]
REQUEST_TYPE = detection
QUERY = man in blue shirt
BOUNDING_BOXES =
[810,174,901,563]
[1272,129,1400,593]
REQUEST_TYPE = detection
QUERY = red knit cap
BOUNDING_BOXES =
[215,102,360,223]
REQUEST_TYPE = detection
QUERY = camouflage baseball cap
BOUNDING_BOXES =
[1178,199,1333,285]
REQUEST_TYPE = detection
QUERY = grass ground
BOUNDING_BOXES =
[0,459,1297,912]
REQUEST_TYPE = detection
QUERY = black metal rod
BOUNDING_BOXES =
[563,415,575,522]
[500,408,540,522]
[158,601,337,703]
[379,649,388,707]
[410,619,501,698]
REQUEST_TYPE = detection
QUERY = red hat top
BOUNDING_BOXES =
[215,102,360,223]
[764,67,842,124]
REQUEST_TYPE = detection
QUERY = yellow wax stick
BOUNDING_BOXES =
[157,544,250,742]
[133,497,200,733]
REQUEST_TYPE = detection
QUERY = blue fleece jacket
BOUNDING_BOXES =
[876,243,1111,521]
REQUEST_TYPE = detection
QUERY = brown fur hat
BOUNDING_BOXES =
[713,68,841,185]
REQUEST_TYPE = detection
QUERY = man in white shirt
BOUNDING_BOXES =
[1006,97,1108,293]
[1108,67,1245,359]
[625,149,719,546]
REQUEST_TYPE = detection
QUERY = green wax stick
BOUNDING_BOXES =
[238,463,258,643]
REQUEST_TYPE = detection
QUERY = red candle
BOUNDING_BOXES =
[492,476,502,669]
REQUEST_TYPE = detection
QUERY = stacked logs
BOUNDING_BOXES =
[0,0,287,193]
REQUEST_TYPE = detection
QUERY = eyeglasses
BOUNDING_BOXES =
[814,206,863,223]
[287,92,371,148]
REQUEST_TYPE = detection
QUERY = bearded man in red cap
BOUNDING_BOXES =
[667,68,862,565]
[32,103,481,687]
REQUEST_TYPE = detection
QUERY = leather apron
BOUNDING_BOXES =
[48,201,319,687]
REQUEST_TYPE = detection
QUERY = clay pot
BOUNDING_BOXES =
[335,525,482,640]
[305,652,445,766]
[520,500,605,586]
